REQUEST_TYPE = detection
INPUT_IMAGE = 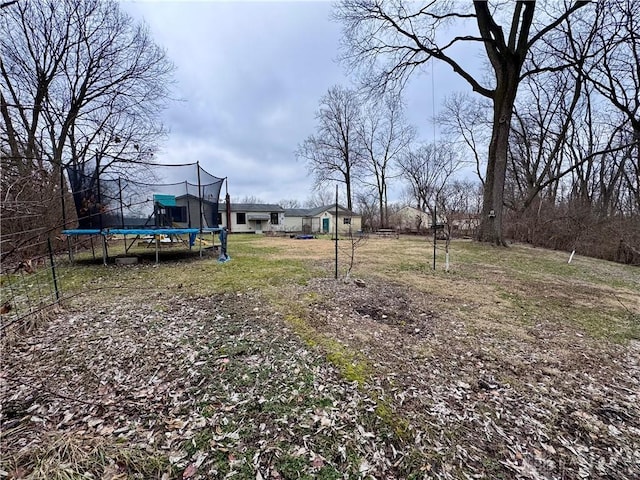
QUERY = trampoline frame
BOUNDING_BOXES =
[63,227,223,265]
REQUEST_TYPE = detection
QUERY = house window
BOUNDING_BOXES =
[236,212,246,224]
[270,212,279,225]
[343,217,351,225]
[217,212,222,225]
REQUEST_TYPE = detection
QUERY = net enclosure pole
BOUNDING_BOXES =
[225,178,231,233]
[119,178,126,256]
[186,181,191,228]
[97,163,103,231]
[48,237,60,301]
[335,185,338,280]
[118,178,125,228]
[102,235,107,266]
[197,162,203,257]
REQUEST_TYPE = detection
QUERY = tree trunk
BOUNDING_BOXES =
[378,189,384,228]
[477,67,520,246]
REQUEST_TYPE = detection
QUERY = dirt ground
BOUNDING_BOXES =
[1,237,639,479]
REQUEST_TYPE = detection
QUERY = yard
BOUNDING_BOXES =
[1,234,639,479]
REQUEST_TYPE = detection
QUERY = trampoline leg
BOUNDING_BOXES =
[67,236,73,263]
[155,236,159,264]
[102,235,107,266]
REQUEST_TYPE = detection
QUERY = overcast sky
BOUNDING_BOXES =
[122,0,478,205]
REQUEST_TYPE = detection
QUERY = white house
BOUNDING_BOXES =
[173,198,361,235]
[449,213,480,237]
[391,206,434,233]
[284,204,362,235]
[218,203,285,234]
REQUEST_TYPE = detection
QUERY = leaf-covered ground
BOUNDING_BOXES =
[2,237,639,479]
[2,289,406,479]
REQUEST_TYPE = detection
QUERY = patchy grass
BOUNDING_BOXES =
[335,237,638,342]
[56,234,320,298]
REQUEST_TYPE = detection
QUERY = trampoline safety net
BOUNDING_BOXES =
[65,160,224,230]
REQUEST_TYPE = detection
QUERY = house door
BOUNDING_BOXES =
[322,217,330,233]
[255,220,263,234]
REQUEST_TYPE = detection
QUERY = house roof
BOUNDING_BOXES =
[284,208,311,217]
[285,204,358,217]
[218,203,285,213]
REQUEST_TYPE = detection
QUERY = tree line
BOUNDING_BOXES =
[298,0,639,264]
[1,0,174,265]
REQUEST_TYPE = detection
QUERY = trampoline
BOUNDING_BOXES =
[62,160,228,264]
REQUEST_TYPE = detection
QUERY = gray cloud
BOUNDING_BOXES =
[123,1,478,203]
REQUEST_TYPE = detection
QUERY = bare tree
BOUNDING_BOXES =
[506,63,586,213]
[438,93,491,186]
[436,179,479,271]
[397,142,460,216]
[296,85,362,211]
[339,225,368,279]
[278,199,301,209]
[236,195,265,204]
[582,0,640,213]
[304,187,335,208]
[354,190,379,231]
[0,0,173,213]
[357,93,414,228]
[335,0,590,245]
[1,0,174,262]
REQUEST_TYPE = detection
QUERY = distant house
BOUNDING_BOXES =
[391,206,433,233]
[449,213,480,237]
[218,203,285,234]
[284,204,362,235]
[172,198,362,235]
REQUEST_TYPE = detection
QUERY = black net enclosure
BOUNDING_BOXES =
[64,160,224,230]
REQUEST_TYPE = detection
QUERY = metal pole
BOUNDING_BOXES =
[433,198,437,271]
[197,162,203,258]
[186,181,191,228]
[60,164,67,228]
[335,185,338,280]
[48,237,60,301]
[102,235,107,266]
[118,178,126,256]
[68,237,74,263]
[225,178,231,232]
[118,178,125,228]
[96,162,103,231]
